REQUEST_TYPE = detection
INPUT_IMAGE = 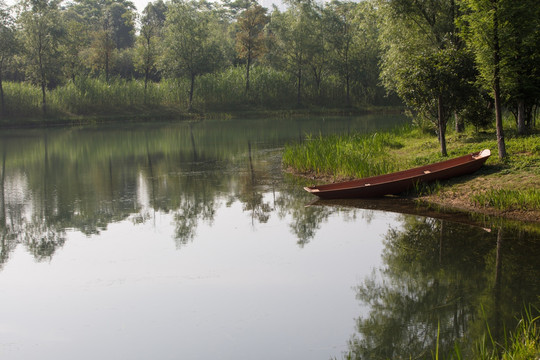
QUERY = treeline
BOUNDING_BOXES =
[0,0,395,116]
[0,0,539,157]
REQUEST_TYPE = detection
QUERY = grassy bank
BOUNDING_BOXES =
[283,123,540,222]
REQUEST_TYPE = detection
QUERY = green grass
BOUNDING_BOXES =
[472,189,540,211]
[471,306,540,360]
[282,126,408,179]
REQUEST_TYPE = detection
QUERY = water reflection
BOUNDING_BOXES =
[0,116,404,266]
[347,216,540,360]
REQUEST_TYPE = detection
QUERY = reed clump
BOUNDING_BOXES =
[282,129,406,179]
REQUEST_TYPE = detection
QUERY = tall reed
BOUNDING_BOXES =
[2,82,43,116]
[282,131,404,179]
[2,64,377,117]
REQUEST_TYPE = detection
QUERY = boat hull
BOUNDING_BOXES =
[304,149,491,199]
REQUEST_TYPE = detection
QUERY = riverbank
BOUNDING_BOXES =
[283,125,540,224]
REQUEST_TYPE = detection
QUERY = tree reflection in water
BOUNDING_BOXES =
[348,216,540,359]
[0,122,348,264]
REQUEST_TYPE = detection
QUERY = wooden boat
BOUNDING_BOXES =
[304,149,491,199]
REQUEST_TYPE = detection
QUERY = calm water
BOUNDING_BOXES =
[0,116,539,360]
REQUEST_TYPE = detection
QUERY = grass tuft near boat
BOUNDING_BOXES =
[304,149,491,199]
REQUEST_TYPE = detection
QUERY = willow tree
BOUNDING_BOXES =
[235,4,269,94]
[162,0,225,111]
[18,0,65,115]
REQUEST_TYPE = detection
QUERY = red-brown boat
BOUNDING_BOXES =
[304,149,491,199]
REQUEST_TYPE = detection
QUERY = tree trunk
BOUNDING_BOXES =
[38,37,47,115]
[297,67,302,107]
[438,94,447,156]
[105,50,110,84]
[454,112,464,133]
[245,53,251,94]
[0,66,4,116]
[188,72,195,111]
[493,0,506,159]
[144,64,149,104]
[345,72,350,107]
[41,80,47,115]
[517,99,526,135]
[144,67,149,92]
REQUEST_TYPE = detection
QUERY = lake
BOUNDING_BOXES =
[0,115,539,360]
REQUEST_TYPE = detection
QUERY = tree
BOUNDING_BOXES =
[162,0,226,111]
[136,0,167,93]
[18,0,65,115]
[324,1,355,106]
[0,0,17,116]
[325,1,380,107]
[89,7,116,82]
[61,9,91,81]
[107,1,135,50]
[378,0,471,156]
[459,0,510,158]
[68,0,136,81]
[68,0,136,49]
[492,0,539,134]
[268,0,320,106]
[393,47,476,156]
[235,4,269,94]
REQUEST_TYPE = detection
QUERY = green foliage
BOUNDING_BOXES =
[135,0,167,89]
[235,4,269,93]
[324,1,381,106]
[162,0,228,110]
[268,0,325,106]
[18,0,65,113]
[0,0,17,115]
[378,0,481,156]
